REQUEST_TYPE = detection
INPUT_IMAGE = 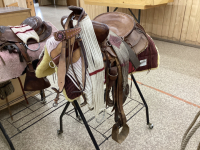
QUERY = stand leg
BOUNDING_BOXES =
[17,77,29,105]
[57,102,70,134]
[107,6,109,12]
[40,89,46,104]
[0,122,15,150]
[74,107,81,121]
[74,100,100,150]
[131,74,153,129]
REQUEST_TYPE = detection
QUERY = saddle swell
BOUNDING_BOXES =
[92,21,109,43]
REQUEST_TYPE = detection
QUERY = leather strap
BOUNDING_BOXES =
[111,57,129,143]
[57,12,74,92]
[15,43,34,72]
[122,40,140,69]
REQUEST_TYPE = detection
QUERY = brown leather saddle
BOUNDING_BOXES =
[0,16,52,91]
[93,12,148,55]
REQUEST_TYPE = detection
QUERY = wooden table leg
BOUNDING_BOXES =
[5,97,13,121]
[17,77,29,104]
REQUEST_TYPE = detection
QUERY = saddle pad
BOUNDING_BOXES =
[93,12,135,38]
[0,22,58,83]
[10,24,39,44]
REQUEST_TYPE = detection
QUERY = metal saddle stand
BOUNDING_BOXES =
[57,74,153,150]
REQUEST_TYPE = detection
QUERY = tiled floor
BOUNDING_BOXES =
[1,3,200,150]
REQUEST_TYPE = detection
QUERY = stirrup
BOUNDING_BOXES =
[112,123,129,144]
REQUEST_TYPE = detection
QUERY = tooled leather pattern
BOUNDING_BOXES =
[54,27,81,41]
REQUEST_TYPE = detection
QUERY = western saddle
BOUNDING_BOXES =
[0,16,52,91]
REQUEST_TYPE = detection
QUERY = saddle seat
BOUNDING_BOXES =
[93,12,135,38]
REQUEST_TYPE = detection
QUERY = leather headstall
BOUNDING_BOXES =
[52,7,89,106]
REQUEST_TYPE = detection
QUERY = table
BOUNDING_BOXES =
[0,7,31,26]
[84,0,174,23]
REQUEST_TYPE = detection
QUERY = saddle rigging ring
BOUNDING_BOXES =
[25,43,40,51]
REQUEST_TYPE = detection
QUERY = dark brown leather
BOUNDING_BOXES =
[0,26,22,45]
[68,6,85,26]
[64,75,81,99]
[21,16,52,43]
[24,70,50,91]
[92,21,109,43]
[21,16,43,33]
[122,40,140,69]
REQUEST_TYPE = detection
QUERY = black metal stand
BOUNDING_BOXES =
[131,74,153,129]
[107,6,141,23]
[0,122,15,150]
[57,101,100,150]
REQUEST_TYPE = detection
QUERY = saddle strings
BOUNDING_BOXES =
[108,31,129,89]
[73,16,106,120]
